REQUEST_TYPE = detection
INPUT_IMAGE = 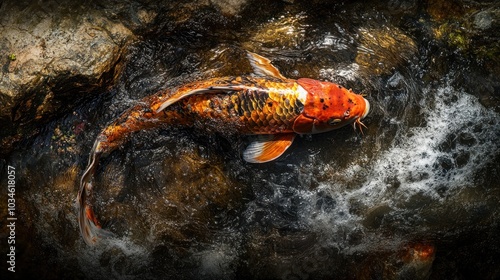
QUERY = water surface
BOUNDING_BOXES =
[2,1,499,279]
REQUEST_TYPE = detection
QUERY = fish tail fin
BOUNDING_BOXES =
[77,99,167,245]
[76,140,114,245]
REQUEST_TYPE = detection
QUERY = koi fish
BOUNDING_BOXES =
[77,52,370,245]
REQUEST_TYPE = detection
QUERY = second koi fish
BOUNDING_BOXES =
[77,52,370,245]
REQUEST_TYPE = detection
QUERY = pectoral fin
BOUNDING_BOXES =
[247,52,287,80]
[243,133,296,163]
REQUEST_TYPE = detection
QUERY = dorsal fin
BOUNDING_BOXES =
[154,85,244,113]
[247,52,287,80]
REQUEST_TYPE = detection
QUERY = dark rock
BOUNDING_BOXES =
[0,0,250,155]
[0,0,134,155]
[1,0,499,279]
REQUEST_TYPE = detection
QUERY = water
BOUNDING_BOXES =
[2,1,499,279]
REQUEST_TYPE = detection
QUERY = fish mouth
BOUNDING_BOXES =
[361,98,370,119]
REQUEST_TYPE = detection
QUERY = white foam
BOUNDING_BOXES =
[196,240,240,279]
[360,85,499,199]
[299,84,500,249]
[76,237,150,279]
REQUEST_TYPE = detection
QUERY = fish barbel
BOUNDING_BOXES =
[77,52,370,245]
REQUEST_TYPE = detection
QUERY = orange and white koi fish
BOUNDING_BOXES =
[77,52,370,245]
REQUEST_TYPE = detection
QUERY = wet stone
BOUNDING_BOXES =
[474,10,494,30]
[435,156,454,174]
[362,204,393,230]
[355,26,417,76]
[0,0,134,155]
[2,0,500,279]
[211,0,250,16]
[457,132,477,147]
[453,151,470,168]
[384,175,401,191]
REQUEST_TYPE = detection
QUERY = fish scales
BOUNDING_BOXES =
[171,79,305,134]
[98,78,305,149]
[77,52,371,246]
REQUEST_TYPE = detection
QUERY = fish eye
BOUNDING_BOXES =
[328,118,342,125]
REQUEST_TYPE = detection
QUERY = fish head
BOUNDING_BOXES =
[293,78,370,134]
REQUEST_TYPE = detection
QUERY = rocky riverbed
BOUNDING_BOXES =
[1,0,499,279]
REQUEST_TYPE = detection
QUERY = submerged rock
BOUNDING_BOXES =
[355,26,417,76]
[425,0,500,111]
[1,0,499,280]
[211,0,250,16]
